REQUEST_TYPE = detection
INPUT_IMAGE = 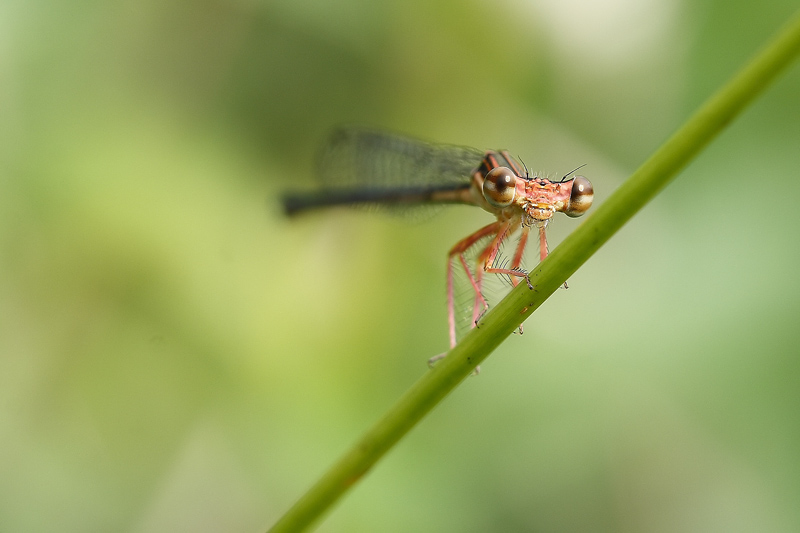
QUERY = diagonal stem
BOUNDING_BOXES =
[269,10,800,533]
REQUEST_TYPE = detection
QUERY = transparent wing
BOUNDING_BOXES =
[318,127,484,190]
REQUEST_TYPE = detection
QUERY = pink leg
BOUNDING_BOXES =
[447,222,503,348]
[470,221,532,331]
[509,225,531,335]
[538,224,549,262]
[538,223,568,289]
[481,224,532,289]
[510,225,531,286]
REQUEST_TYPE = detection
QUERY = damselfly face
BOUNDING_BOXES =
[480,166,594,223]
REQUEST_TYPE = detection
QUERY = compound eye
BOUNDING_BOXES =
[564,176,593,217]
[482,167,517,208]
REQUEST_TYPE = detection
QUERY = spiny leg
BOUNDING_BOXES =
[481,222,531,288]
[431,222,503,370]
[444,221,503,349]
[509,225,531,334]
[537,223,549,263]
[469,221,532,343]
[471,257,486,327]
[510,224,531,288]
[473,221,515,325]
[537,222,568,289]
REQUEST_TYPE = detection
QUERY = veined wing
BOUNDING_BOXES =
[318,127,484,190]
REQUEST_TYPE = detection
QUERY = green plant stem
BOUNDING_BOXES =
[269,11,800,533]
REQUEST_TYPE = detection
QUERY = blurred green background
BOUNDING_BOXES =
[2,0,800,531]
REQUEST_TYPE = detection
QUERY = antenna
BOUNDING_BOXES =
[560,164,587,182]
[518,156,530,178]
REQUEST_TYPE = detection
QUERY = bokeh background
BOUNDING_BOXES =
[2,0,800,531]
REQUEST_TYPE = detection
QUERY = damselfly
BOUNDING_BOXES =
[283,127,593,351]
